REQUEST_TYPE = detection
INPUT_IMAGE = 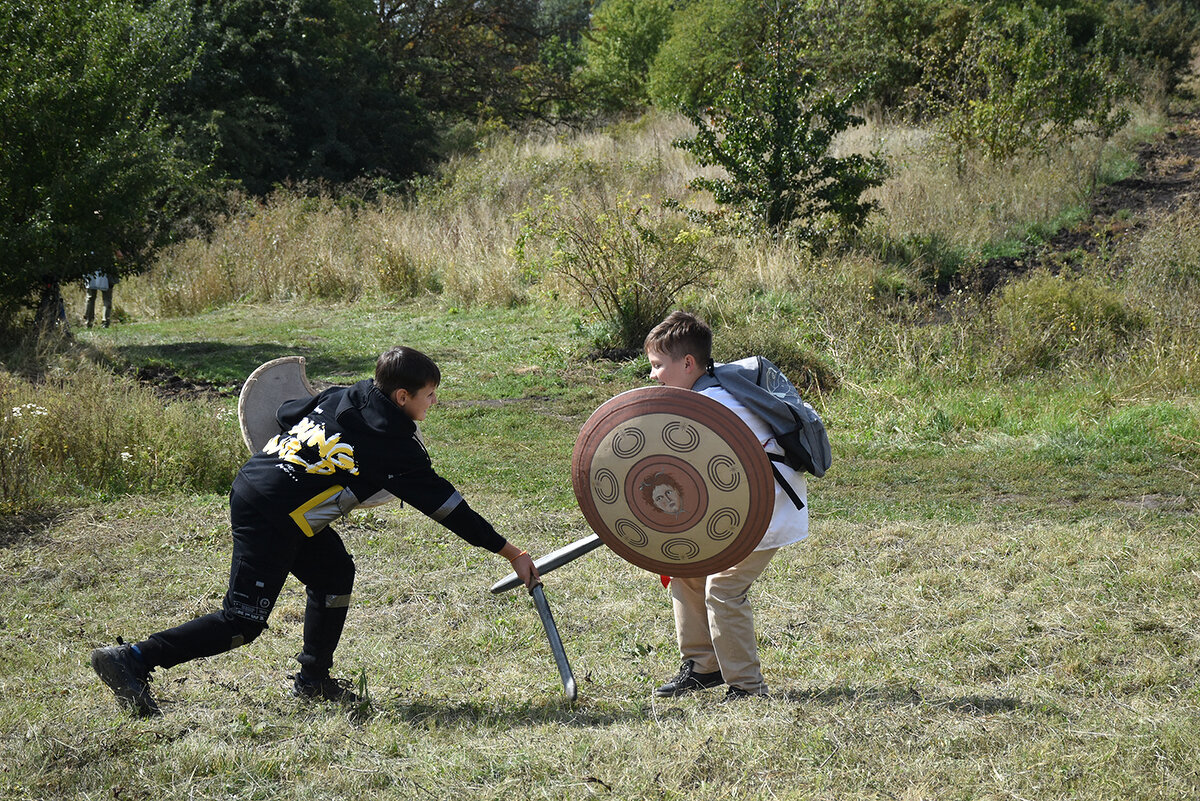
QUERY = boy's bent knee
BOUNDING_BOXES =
[227,614,268,648]
[307,588,352,609]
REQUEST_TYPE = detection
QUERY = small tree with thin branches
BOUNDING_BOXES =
[673,2,887,246]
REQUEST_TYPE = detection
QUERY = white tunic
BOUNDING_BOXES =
[696,384,809,551]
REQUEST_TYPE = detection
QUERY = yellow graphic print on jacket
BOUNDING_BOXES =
[264,417,361,536]
[264,418,360,477]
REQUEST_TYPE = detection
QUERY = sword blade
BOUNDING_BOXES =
[490,533,604,594]
[530,584,577,701]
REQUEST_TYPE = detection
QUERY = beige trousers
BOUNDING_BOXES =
[670,547,778,694]
[84,287,113,328]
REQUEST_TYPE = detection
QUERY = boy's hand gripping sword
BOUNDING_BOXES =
[493,537,602,701]
[492,537,600,701]
[489,533,603,594]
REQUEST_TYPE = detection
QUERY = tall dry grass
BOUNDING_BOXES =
[120,113,718,318]
[0,355,242,513]
[1118,197,1200,388]
[124,110,1102,316]
[112,103,1198,390]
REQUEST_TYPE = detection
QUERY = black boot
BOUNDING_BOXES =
[654,659,724,697]
[292,673,360,703]
[91,642,160,716]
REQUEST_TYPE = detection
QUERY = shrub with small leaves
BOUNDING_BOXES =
[991,270,1146,374]
[921,4,1134,168]
[515,192,723,351]
[672,3,887,245]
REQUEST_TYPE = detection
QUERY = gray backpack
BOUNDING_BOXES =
[693,356,831,507]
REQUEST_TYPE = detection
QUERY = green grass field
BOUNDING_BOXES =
[2,297,1197,800]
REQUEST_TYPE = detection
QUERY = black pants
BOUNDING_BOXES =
[136,492,356,679]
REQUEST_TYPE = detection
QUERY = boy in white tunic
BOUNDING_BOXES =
[644,311,808,700]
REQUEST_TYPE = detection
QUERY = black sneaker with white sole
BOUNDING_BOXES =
[91,642,160,717]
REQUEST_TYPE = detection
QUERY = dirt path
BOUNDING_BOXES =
[977,108,1200,292]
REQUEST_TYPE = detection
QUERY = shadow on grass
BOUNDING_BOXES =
[115,342,377,387]
[780,685,1025,716]
[373,696,649,728]
[0,508,61,550]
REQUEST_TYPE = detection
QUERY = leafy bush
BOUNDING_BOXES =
[580,0,676,111]
[921,4,1134,166]
[515,192,723,351]
[646,0,757,112]
[1068,0,1200,96]
[990,270,1147,373]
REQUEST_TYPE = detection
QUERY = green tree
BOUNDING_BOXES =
[375,0,588,129]
[170,0,432,196]
[580,0,677,111]
[921,3,1135,166]
[647,0,758,111]
[0,0,198,321]
[536,0,593,44]
[673,3,887,243]
[798,0,963,114]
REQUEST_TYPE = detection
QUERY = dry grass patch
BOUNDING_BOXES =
[3,490,1199,799]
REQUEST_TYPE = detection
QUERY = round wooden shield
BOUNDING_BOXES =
[572,386,773,577]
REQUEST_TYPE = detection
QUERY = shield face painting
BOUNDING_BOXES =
[572,386,773,577]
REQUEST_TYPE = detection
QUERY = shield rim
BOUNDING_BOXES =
[571,385,773,577]
[237,356,315,454]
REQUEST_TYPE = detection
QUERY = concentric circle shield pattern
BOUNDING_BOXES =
[571,386,773,577]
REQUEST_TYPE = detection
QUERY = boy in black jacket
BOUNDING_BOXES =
[92,346,540,716]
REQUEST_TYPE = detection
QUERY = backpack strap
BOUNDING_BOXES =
[768,454,805,510]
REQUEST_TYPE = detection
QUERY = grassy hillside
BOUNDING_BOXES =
[2,103,1199,799]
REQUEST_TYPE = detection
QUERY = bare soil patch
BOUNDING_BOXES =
[132,364,235,400]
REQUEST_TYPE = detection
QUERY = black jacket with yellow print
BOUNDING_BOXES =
[232,379,506,553]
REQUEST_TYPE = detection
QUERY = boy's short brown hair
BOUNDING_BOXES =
[644,310,713,364]
[375,346,441,397]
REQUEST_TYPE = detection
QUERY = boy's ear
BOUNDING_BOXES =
[391,388,409,407]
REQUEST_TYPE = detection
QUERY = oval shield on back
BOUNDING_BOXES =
[237,356,396,509]
[572,386,773,577]
[237,356,316,455]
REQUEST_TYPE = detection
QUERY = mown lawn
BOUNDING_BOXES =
[1,300,1197,800]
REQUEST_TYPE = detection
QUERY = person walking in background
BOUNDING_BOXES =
[84,271,116,328]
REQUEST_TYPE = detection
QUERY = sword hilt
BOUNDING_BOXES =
[490,533,604,594]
